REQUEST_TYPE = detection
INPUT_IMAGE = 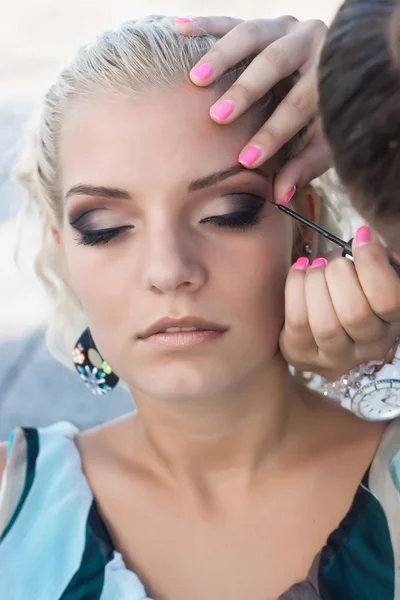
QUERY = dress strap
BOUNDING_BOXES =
[0,428,25,539]
[0,427,34,541]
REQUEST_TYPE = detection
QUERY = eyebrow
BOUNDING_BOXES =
[64,184,131,203]
[64,165,270,203]
[188,164,270,191]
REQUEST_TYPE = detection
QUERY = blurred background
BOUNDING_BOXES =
[0,0,342,441]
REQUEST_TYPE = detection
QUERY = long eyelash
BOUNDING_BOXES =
[202,207,262,230]
[75,226,131,246]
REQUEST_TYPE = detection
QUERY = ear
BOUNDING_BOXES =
[51,227,61,248]
[291,185,321,262]
[51,227,72,285]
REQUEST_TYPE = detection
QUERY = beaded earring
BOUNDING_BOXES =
[72,328,119,395]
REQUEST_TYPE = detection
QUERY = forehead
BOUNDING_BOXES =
[59,86,264,192]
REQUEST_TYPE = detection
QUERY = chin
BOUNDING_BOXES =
[130,359,237,403]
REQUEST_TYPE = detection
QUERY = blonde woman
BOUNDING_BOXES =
[1,16,400,600]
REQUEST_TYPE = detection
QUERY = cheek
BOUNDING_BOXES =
[63,215,292,339]
[62,236,132,322]
[243,243,288,321]
[216,222,292,321]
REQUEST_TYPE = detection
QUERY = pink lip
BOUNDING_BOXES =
[143,329,225,349]
[138,316,227,340]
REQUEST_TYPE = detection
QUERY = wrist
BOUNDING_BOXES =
[319,341,400,383]
[321,338,400,421]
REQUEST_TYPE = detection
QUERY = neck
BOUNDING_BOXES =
[131,356,313,492]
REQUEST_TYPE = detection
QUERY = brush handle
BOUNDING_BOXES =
[274,202,400,277]
[343,238,400,277]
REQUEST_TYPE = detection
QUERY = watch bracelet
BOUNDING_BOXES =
[322,337,400,403]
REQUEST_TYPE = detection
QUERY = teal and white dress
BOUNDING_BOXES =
[1,419,400,599]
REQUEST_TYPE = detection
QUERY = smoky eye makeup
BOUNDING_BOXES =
[68,188,269,247]
[69,207,134,246]
[200,193,266,230]
[69,207,114,229]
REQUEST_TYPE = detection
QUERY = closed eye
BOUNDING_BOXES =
[200,195,265,230]
[75,226,133,246]
[201,207,262,230]
[72,194,266,246]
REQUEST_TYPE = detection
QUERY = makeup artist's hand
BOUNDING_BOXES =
[175,15,332,203]
[280,226,400,380]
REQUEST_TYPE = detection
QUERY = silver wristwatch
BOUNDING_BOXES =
[322,343,400,421]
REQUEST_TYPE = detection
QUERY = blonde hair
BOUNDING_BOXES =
[14,15,351,368]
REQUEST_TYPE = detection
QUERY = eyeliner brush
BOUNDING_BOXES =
[270,200,400,277]
[272,201,352,256]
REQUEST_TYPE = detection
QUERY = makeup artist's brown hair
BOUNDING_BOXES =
[319,0,400,220]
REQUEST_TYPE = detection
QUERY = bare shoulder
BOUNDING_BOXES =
[75,413,139,466]
[74,414,142,507]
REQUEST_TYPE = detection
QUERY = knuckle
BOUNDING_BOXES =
[304,19,328,38]
[231,81,254,103]
[325,260,350,290]
[314,324,341,344]
[242,20,264,41]
[279,15,299,29]
[325,258,354,287]
[380,303,398,320]
[300,19,328,58]
[360,243,382,265]
[204,44,226,64]
[365,281,400,321]
[376,296,400,321]
[260,44,293,74]
[286,312,310,332]
[192,16,207,27]
[289,92,311,117]
[285,303,310,331]
[341,305,371,330]
[256,123,281,147]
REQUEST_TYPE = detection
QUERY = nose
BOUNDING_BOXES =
[143,226,208,294]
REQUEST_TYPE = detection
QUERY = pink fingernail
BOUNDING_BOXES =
[210,100,234,121]
[174,17,193,23]
[191,63,213,81]
[294,257,309,270]
[283,186,297,205]
[355,225,372,247]
[310,257,328,269]
[238,146,261,168]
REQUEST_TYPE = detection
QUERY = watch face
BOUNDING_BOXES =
[352,379,400,421]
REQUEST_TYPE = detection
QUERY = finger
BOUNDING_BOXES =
[208,31,313,124]
[273,123,332,203]
[352,227,400,324]
[174,16,243,38]
[238,70,319,169]
[280,259,318,362]
[324,257,388,347]
[188,19,288,86]
[304,259,353,360]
